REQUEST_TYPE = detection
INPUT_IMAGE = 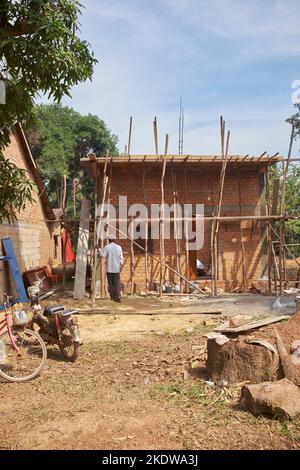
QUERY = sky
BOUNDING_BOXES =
[58,0,300,156]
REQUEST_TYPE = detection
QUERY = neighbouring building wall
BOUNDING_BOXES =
[0,131,61,297]
[99,164,268,293]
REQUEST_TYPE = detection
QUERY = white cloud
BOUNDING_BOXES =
[162,0,300,57]
[55,0,300,157]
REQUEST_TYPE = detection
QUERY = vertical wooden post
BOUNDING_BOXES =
[184,168,189,293]
[159,134,168,297]
[153,117,159,156]
[171,166,182,292]
[211,117,230,296]
[98,155,109,300]
[74,197,91,300]
[265,167,273,294]
[238,169,247,292]
[130,215,135,294]
[142,166,149,293]
[279,124,295,293]
[92,161,99,310]
[62,174,67,292]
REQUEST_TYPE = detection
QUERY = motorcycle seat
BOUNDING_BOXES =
[58,309,78,316]
[43,305,65,316]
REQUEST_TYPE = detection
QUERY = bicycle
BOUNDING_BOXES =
[0,294,47,382]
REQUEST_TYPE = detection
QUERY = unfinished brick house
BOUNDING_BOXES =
[0,123,62,297]
[81,154,281,294]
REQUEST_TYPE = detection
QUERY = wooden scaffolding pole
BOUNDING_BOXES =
[153,117,159,156]
[171,165,182,292]
[92,161,99,309]
[105,221,206,295]
[278,123,295,294]
[159,134,168,297]
[62,174,67,292]
[98,155,109,300]
[212,116,230,296]
[265,166,273,294]
[130,215,135,294]
[184,168,189,293]
[238,169,247,292]
[142,166,149,293]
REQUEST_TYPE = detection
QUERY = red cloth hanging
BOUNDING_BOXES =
[61,229,75,263]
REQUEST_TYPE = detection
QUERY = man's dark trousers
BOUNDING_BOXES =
[107,272,121,301]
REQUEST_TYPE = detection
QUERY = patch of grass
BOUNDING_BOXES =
[154,383,181,396]
[179,323,214,337]
[185,383,208,404]
[276,418,300,441]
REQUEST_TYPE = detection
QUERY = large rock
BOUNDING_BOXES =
[206,337,282,384]
[239,379,300,420]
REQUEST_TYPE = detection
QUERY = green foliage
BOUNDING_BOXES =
[0,0,97,147]
[287,103,300,137]
[26,103,118,211]
[0,0,97,220]
[0,153,36,222]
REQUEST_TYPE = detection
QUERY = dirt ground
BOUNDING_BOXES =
[1,294,300,450]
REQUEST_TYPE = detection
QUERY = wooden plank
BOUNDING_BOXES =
[214,315,289,333]
[74,197,91,300]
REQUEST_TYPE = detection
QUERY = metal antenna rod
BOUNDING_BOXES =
[178,97,184,155]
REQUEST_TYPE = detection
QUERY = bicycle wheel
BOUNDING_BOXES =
[0,328,47,383]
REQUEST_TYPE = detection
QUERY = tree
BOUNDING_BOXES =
[0,0,97,220]
[284,163,300,257]
[0,153,36,222]
[26,103,118,213]
[285,106,300,256]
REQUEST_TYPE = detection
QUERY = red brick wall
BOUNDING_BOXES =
[99,163,267,293]
[0,131,61,297]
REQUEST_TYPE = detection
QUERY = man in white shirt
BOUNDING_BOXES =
[99,235,123,302]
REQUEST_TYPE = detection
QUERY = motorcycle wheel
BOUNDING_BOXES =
[59,324,80,362]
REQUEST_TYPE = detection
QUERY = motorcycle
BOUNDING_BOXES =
[27,282,81,362]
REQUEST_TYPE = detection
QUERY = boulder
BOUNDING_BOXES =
[239,378,300,420]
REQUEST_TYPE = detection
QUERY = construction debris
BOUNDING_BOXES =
[239,379,300,420]
[228,314,253,328]
[214,315,289,334]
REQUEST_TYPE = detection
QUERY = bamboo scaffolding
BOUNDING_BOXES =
[92,161,99,309]
[278,124,295,293]
[130,215,135,294]
[98,155,109,301]
[153,117,159,156]
[171,165,182,292]
[104,221,206,295]
[265,167,272,294]
[62,174,67,292]
[238,169,247,292]
[270,225,300,268]
[142,165,149,293]
[211,117,230,295]
[52,213,300,225]
[184,168,189,293]
[159,134,168,297]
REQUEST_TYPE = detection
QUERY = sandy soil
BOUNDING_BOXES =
[1,295,300,450]
[41,292,289,342]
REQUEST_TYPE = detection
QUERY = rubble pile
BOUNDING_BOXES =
[204,295,300,420]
